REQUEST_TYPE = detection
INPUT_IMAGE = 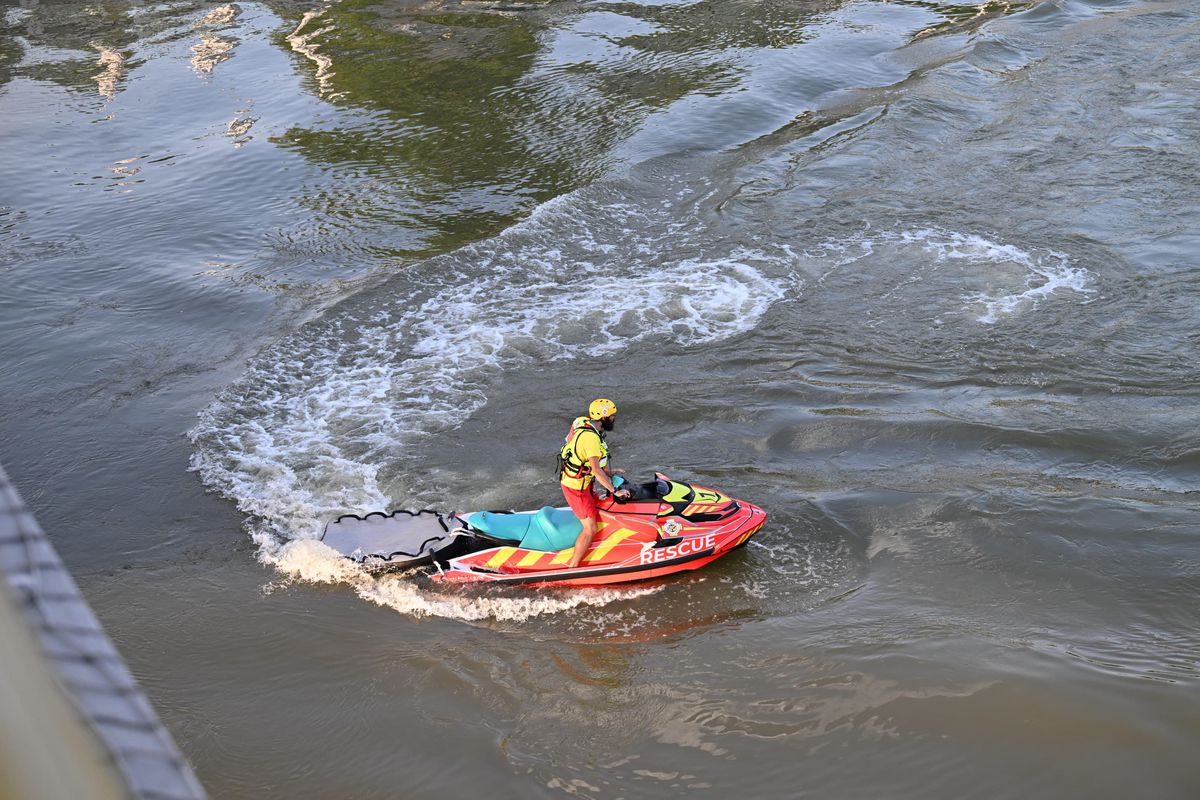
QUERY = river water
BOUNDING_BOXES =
[2,0,1199,796]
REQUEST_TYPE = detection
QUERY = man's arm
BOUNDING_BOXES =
[588,456,616,492]
[588,456,629,497]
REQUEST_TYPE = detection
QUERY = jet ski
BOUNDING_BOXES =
[320,474,766,586]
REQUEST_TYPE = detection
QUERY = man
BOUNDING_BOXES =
[558,398,630,569]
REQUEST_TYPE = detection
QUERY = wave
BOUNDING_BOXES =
[895,228,1095,323]
[189,177,797,615]
[260,537,663,622]
[804,226,1095,324]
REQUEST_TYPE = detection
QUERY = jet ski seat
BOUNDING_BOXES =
[469,512,528,543]
[470,507,583,552]
[522,507,583,552]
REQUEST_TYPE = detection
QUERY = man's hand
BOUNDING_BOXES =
[615,488,631,500]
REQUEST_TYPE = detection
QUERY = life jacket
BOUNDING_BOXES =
[557,416,609,488]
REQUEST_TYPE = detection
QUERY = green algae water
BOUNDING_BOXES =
[2,0,1199,796]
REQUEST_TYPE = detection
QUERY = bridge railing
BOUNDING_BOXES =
[0,462,205,800]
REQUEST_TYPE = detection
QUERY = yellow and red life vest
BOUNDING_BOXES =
[557,416,610,490]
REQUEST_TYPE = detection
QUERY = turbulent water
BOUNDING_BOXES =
[2,0,1199,797]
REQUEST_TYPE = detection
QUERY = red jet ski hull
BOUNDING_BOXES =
[432,478,766,586]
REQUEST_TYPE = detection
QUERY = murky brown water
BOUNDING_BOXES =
[3,0,1199,796]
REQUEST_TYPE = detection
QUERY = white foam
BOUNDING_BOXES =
[260,535,663,621]
[191,215,1094,623]
[894,228,1095,323]
[413,251,787,364]
[803,227,1095,323]
[189,185,795,618]
[192,250,787,527]
[190,253,782,527]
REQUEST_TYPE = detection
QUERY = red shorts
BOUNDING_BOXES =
[561,484,598,521]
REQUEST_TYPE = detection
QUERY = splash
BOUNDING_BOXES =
[893,228,1094,323]
[261,536,662,622]
[189,180,795,618]
[804,226,1094,323]
[190,248,788,536]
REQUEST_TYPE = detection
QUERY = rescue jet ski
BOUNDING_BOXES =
[320,475,766,586]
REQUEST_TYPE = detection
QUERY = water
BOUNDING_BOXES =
[2,0,1199,796]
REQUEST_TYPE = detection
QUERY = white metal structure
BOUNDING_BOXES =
[0,463,205,799]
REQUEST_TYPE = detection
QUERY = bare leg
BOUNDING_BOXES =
[568,517,597,569]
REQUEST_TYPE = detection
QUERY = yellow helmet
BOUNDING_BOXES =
[588,398,618,420]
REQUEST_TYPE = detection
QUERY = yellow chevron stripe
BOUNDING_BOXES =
[517,550,544,568]
[486,547,516,569]
[549,520,604,565]
[585,527,638,563]
[732,525,761,548]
